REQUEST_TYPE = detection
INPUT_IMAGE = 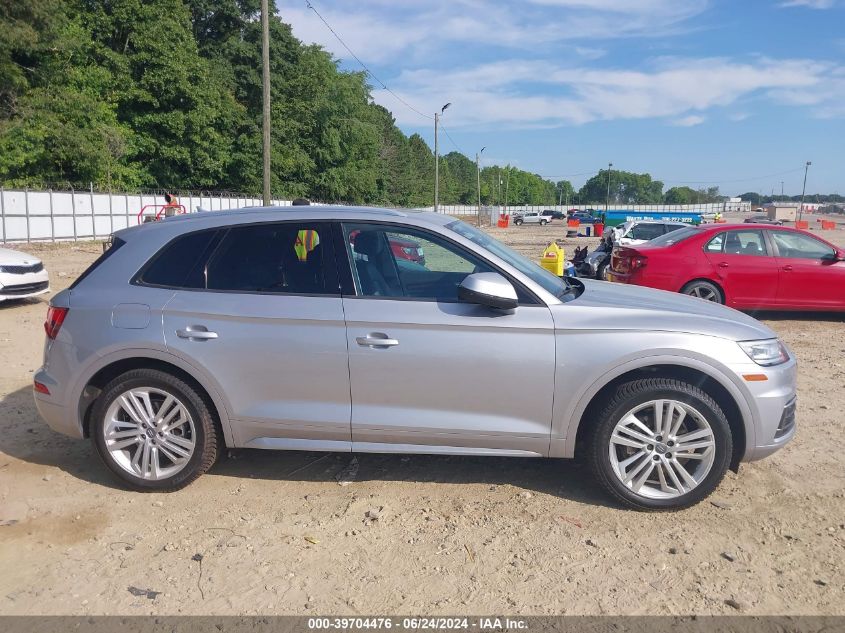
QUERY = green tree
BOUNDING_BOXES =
[579,169,664,205]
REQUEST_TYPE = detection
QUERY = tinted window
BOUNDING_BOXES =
[206,223,330,294]
[628,224,666,241]
[771,231,835,259]
[345,224,494,301]
[647,226,699,246]
[140,230,219,288]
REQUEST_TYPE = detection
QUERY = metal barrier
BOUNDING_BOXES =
[137,204,187,224]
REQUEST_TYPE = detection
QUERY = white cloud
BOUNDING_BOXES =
[375,57,841,128]
[281,0,709,63]
[779,0,837,8]
[672,115,706,126]
[728,112,751,121]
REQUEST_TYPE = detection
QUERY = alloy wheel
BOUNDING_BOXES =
[608,399,716,500]
[686,285,719,302]
[103,388,196,480]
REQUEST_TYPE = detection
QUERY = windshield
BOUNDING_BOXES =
[646,225,700,247]
[446,220,570,298]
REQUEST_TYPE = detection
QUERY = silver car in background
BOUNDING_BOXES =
[34,206,796,510]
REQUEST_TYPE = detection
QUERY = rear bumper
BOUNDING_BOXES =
[33,372,83,439]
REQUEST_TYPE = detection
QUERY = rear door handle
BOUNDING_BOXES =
[718,262,729,268]
[356,333,399,348]
[176,326,218,341]
[782,265,794,272]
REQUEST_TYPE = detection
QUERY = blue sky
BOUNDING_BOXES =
[281,0,844,196]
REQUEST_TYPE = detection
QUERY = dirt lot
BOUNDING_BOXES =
[1,216,844,616]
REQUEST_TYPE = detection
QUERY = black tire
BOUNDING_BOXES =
[680,279,724,304]
[514,218,523,226]
[540,219,548,226]
[596,261,608,281]
[91,368,221,491]
[586,378,732,511]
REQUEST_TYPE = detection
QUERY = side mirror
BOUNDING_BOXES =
[458,273,518,310]
[822,250,845,262]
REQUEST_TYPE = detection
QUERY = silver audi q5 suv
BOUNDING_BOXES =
[34,206,797,510]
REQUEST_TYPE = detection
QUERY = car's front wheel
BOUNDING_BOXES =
[540,219,548,225]
[513,218,523,225]
[91,369,221,491]
[586,378,732,510]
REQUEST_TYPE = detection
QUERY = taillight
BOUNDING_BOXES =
[44,306,68,339]
[631,255,648,269]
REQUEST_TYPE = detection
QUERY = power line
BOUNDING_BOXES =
[664,166,806,186]
[440,125,465,155]
[304,1,433,121]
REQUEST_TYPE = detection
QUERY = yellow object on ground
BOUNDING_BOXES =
[540,242,565,277]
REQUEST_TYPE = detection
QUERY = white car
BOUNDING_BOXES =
[0,247,50,301]
[614,220,689,246]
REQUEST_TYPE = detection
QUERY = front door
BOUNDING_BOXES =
[160,221,351,449]
[769,230,845,309]
[703,229,780,308]
[340,222,556,456]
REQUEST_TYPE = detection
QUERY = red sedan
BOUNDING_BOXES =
[608,223,845,310]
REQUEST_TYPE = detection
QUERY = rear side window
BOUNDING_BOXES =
[138,230,220,288]
[628,224,666,241]
[206,223,332,295]
[71,237,126,289]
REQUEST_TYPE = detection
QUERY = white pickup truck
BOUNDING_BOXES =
[512,212,551,226]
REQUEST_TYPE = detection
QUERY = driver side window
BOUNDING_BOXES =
[344,224,493,301]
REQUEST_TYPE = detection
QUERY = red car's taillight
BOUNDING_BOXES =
[44,306,68,339]
[631,255,648,270]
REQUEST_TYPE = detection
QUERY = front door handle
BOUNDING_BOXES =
[356,333,399,348]
[782,265,794,272]
[718,262,729,268]
[176,326,218,341]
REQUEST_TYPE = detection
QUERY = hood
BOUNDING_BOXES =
[0,247,42,266]
[555,279,776,342]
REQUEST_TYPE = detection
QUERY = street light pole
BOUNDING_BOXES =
[798,161,811,223]
[260,0,272,206]
[433,102,450,213]
[476,146,485,226]
[605,162,613,214]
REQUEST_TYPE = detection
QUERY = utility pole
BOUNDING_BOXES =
[781,180,784,201]
[433,102,450,213]
[798,161,811,223]
[605,162,613,214]
[261,0,271,206]
[504,165,511,216]
[476,146,485,226]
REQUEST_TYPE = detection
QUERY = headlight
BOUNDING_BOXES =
[738,339,789,366]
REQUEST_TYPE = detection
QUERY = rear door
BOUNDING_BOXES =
[770,230,845,309]
[157,221,352,449]
[702,229,780,308]
[340,222,556,456]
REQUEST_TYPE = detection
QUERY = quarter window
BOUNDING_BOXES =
[139,230,219,288]
[206,223,331,294]
[771,231,835,259]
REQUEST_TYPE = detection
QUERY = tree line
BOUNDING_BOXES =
[1,2,839,208]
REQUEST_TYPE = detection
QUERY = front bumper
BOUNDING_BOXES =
[732,356,798,461]
[0,269,50,300]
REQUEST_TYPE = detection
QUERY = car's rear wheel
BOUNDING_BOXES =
[681,280,723,303]
[596,261,609,281]
[91,369,220,491]
[586,378,732,510]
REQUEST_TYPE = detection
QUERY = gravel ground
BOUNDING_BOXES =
[0,215,843,615]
